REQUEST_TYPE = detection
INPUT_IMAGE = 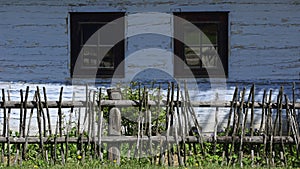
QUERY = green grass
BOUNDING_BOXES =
[0,159,293,169]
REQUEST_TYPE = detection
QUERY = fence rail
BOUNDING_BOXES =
[0,136,296,144]
[1,100,300,108]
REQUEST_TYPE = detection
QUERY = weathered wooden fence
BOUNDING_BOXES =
[0,83,299,167]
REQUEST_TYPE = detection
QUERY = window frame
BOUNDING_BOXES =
[173,12,229,78]
[70,12,125,78]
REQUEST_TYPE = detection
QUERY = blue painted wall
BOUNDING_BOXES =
[0,0,299,84]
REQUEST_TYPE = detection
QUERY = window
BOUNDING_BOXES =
[70,12,125,78]
[174,12,228,78]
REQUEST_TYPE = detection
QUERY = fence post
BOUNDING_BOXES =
[107,89,122,165]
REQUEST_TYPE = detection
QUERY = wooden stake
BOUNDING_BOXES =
[167,83,174,166]
[58,87,65,164]
[97,88,103,160]
[36,86,45,159]
[250,84,255,137]
[292,82,300,156]
[273,87,283,137]
[43,87,53,164]
[22,86,29,138]
[259,90,267,132]
[278,87,286,166]
[146,91,154,163]
[21,86,29,161]
[175,84,183,166]
[238,88,246,168]
[87,90,92,159]
[39,89,47,138]
[249,85,255,167]
[15,89,23,166]
[285,95,300,160]
[260,89,267,164]
[179,87,187,165]
[54,117,59,163]
[155,84,161,136]
[23,92,37,161]
[7,89,11,166]
[1,89,6,164]
[43,87,52,136]
[267,90,273,167]
[228,87,240,165]
[214,93,219,154]
[222,86,238,166]
[92,91,97,158]
[65,99,73,164]
[184,81,205,156]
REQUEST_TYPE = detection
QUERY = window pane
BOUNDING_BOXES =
[83,46,97,57]
[99,47,114,68]
[200,24,218,45]
[83,58,90,65]
[185,46,200,55]
[99,23,121,45]
[81,24,101,45]
[184,25,200,45]
[184,47,201,67]
[201,46,218,68]
[82,47,98,67]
